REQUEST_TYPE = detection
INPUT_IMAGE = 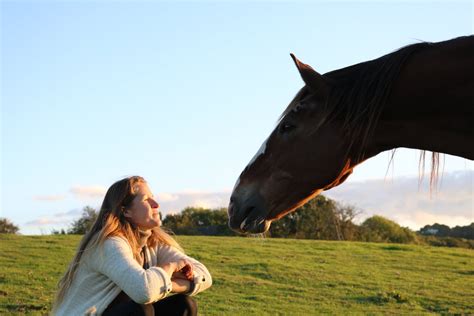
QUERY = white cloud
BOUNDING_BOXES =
[156,192,179,202]
[23,170,472,234]
[25,217,71,226]
[148,171,473,230]
[32,195,66,201]
[54,209,82,218]
[392,212,471,230]
[25,190,231,230]
[158,190,231,216]
[24,209,81,227]
[70,185,107,200]
[325,170,473,230]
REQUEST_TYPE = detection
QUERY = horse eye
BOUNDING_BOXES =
[278,122,296,134]
[293,102,306,112]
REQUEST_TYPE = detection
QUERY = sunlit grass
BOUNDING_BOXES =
[0,234,473,315]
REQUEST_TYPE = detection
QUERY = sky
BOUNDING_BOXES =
[1,1,472,235]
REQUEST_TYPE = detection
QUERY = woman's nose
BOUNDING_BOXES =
[149,198,159,208]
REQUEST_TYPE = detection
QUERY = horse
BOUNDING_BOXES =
[228,35,473,234]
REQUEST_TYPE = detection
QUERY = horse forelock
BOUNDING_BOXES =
[278,87,309,123]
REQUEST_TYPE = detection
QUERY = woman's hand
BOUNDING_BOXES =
[160,260,183,278]
[160,259,194,280]
[171,278,192,294]
[173,262,194,281]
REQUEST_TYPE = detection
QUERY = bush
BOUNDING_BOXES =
[0,218,20,234]
[68,206,98,234]
[268,195,362,240]
[162,207,236,236]
[420,235,474,249]
[361,215,417,244]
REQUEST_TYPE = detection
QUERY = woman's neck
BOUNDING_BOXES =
[138,229,152,248]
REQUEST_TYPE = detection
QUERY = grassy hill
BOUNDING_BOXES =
[0,234,473,315]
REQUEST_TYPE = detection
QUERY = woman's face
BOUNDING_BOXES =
[124,182,161,230]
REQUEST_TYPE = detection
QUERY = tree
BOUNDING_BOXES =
[68,206,98,234]
[419,223,451,237]
[0,218,20,234]
[162,207,235,236]
[361,215,417,244]
[294,196,341,240]
[451,223,474,239]
[419,223,474,240]
[268,195,362,240]
[334,203,362,241]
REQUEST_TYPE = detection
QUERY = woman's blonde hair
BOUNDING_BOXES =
[52,176,183,310]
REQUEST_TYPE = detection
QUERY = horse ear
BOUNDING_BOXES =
[290,53,328,96]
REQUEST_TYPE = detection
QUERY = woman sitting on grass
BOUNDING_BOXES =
[52,176,212,316]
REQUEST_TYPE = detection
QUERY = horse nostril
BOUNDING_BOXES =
[243,206,254,219]
[228,203,235,217]
[229,195,239,217]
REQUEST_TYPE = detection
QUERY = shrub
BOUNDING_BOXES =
[0,218,20,234]
[68,206,98,235]
[361,215,417,244]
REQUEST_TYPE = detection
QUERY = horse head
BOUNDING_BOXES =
[229,36,474,234]
[228,55,358,234]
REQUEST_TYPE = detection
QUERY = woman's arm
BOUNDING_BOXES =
[156,244,213,296]
[171,278,192,294]
[93,237,172,304]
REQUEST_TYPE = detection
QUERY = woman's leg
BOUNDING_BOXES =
[103,291,145,316]
[153,294,197,316]
[102,300,144,316]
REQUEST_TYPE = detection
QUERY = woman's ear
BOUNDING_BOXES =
[123,208,133,219]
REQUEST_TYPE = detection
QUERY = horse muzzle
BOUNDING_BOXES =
[228,187,271,234]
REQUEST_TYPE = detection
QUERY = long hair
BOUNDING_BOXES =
[52,176,183,311]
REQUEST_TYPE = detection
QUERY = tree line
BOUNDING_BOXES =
[55,195,474,248]
[419,223,474,239]
[2,195,472,249]
[161,196,474,249]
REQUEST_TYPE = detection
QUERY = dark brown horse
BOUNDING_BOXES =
[228,36,473,234]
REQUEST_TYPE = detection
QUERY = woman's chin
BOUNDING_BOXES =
[138,219,161,230]
[149,217,161,228]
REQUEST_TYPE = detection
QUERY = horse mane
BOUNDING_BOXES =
[281,40,442,189]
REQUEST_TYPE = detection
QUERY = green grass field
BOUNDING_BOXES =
[0,234,473,315]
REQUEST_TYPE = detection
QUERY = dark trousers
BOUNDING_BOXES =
[103,293,197,316]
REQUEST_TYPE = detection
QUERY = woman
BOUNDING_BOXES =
[52,176,212,316]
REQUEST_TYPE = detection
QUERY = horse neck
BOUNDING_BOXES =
[365,36,474,161]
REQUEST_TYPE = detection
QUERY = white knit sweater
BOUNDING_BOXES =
[54,236,212,315]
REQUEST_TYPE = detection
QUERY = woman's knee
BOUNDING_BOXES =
[184,295,197,313]
[153,294,197,316]
[175,294,197,314]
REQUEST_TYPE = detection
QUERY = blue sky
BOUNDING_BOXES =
[1,1,472,234]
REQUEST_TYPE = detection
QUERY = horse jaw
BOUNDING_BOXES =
[271,188,324,221]
[268,163,353,220]
[323,159,354,191]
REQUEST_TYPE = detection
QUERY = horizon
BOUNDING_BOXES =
[22,169,473,235]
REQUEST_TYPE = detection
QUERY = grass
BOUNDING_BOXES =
[0,234,473,315]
